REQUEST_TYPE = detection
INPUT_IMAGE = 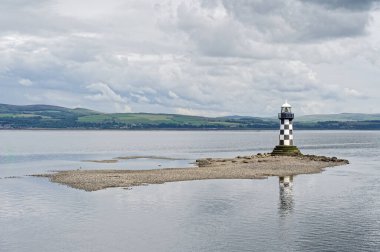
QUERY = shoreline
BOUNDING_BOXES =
[36,153,349,192]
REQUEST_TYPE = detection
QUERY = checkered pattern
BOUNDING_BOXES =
[279,119,293,146]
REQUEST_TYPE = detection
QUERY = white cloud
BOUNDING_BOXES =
[18,78,33,86]
[344,88,366,98]
[86,83,131,112]
[168,90,179,99]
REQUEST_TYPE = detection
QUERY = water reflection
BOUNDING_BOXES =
[279,176,294,216]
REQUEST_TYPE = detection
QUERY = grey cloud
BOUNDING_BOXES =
[0,0,49,10]
[172,0,374,65]
[0,2,81,36]
[219,0,372,43]
[0,0,379,116]
[301,0,380,10]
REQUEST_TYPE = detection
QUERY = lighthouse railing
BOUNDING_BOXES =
[278,113,294,119]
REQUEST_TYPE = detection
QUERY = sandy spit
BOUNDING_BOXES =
[37,154,349,192]
[82,155,183,163]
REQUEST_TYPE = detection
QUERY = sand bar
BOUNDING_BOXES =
[37,154,349,191]
[82,159,119,163]
[82,155,185,163]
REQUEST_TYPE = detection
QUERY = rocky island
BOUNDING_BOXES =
[37,153,349,191]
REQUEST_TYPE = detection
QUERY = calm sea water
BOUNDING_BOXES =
[0,130,379,252]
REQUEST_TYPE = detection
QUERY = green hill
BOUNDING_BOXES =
[0,104,98,117]
[0,103,379,130]
[297,113,380,122]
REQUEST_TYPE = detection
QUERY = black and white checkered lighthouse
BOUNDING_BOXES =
[272,101,301,155]
[278,101,294,146]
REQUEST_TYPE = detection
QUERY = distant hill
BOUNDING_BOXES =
[0,104,98,116]
[297,113,380,122]
[0,103,379,130]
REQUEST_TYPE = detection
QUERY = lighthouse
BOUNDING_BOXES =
[272,101,301,156]
[278,101,294,146]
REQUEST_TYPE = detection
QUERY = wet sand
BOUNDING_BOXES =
[115,155,184,160]
[82,159,119,163]
[82,155,184,163]
[38,154,349,191]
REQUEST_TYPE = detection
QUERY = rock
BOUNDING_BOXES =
[196,159,212,167]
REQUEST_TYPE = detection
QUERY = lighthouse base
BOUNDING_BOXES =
[272,145,301,156]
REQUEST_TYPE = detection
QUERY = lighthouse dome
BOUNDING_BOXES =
[282,101,291,108]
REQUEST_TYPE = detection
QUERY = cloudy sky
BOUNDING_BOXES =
[1,0,380,116]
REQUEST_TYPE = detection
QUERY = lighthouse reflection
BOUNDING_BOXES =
[278,175,294,216]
